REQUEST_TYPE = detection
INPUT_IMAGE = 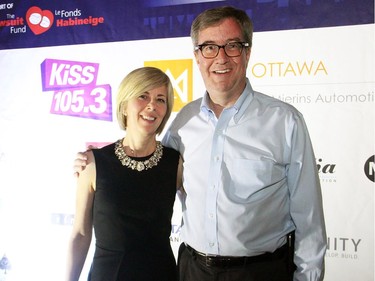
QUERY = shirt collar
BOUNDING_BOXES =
[200,91,214,121]
[200,78,254,123]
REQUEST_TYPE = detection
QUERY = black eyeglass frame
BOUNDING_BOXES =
[194,42,250,58]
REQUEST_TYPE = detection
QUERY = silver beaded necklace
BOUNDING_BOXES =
[114,138,163,172]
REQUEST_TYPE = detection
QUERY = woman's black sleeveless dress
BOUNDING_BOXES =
[88,142,179,281]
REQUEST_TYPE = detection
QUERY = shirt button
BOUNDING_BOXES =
[209,242,215,247]
[209,213,214,219]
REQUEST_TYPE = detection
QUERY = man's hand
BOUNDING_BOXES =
[73,145,99,177]
[73,151,89,178]
[73,151,87,178]
[73,144,98,177]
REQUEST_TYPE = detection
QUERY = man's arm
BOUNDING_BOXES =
[287,113,327,281]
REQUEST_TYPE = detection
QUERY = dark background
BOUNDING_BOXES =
[0,0,374,49]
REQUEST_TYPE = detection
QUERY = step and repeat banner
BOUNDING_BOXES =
[0,1,374,280]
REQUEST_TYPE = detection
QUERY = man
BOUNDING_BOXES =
[163,6,326,281]
[75,6,326,281]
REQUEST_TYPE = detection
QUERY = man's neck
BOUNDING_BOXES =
[207,90,242,117]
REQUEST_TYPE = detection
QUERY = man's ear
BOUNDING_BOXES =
[194,51,200,66]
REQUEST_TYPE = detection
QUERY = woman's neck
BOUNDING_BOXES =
[122,135,157,157]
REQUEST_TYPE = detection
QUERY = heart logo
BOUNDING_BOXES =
[26,6,54,35]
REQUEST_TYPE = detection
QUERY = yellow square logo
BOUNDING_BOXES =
[144,59,193,112]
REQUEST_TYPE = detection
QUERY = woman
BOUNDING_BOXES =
[65,67,182,281]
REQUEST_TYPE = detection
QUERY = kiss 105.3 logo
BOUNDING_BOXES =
[41,58,112,121]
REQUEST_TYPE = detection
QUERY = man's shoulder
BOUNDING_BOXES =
[164,98,202,137]
[253,91,301,115]
[182,97,202,110]
[175,97,202,117]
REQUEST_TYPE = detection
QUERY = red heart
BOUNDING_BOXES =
[26,6,54,35]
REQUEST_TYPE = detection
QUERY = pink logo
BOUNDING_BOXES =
[26,6,54,35]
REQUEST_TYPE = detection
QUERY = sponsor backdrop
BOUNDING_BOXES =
[0,1,374,280]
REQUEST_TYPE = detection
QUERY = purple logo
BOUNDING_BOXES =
[41,59,112,121]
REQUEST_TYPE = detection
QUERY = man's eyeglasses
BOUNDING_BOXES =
[194,42,249,59]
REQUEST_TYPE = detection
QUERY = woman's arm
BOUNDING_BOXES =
[65,150,96,281]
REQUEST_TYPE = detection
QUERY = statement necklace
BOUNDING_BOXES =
[114,138,163,172]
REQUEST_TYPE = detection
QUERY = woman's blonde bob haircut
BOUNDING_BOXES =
[116,67,174,135]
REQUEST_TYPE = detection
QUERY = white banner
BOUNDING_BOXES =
[0,24,374,281]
